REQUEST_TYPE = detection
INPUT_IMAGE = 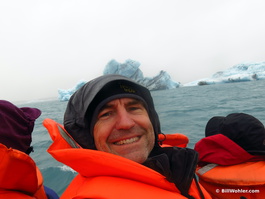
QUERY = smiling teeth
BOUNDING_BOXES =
[114,137,140,145]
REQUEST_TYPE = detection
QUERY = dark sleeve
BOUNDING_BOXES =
[44,186,59,199]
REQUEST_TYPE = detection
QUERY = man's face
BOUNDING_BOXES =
[93,98,155,163]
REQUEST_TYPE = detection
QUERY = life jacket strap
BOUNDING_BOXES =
[57,124,80,148]
[197,164,218,175]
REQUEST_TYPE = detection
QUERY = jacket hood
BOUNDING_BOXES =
[0,100,41,154]
[194,134,263,166]
[64,74,161,149]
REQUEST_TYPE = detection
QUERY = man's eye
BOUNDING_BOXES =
[129,106,142,111]
[98,111,112,119]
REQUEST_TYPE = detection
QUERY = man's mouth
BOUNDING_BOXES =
[114,136,140,145]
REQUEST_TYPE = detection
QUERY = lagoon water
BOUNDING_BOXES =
[20,80,265,196]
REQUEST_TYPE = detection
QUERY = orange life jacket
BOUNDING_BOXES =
[0,144,47,199]
[196,162,265,199]
[158,133,189,147]
[43,118,211,199]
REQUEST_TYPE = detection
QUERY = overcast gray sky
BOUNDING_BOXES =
[1,0,265,102]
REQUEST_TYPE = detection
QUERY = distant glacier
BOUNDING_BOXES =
[58,60,265,101]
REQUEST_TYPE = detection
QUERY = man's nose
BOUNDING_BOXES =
[115,109,135,130]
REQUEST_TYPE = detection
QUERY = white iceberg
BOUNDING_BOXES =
[184,62,265,86]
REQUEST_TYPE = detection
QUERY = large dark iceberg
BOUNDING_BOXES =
[103,59,180,90]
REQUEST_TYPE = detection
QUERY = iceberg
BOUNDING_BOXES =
[103,59,144,82]
[184,62,265,86]
[58,59,180,101]
[103,59,180,90]
[58,80,87,101]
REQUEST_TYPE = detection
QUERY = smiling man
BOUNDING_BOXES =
[93,97,155,163]
[45,74,211,199]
